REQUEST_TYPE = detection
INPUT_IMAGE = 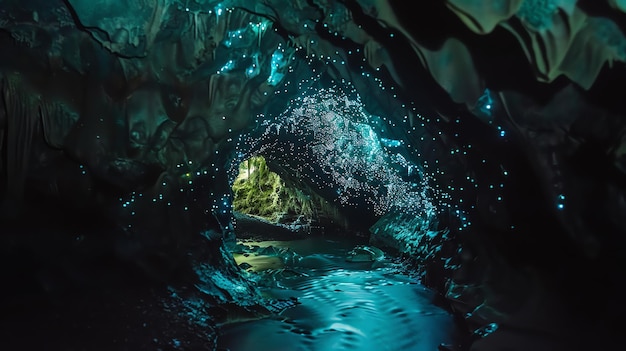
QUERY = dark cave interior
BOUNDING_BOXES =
[1,1,625,350]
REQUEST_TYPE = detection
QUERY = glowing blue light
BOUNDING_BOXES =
[233,87,437,218]
[557,194,565,210]
[475,88,494,118]
[380,138,403,148]
[219,59,235,73]
[474,323,499,338]
[245,53,260,78]
[223,28,247,48]
[267,49,288,86]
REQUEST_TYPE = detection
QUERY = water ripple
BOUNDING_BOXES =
[219,237,456,351]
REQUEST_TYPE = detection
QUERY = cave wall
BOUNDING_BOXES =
[1,1,625,349]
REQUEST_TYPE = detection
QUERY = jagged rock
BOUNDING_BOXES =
[258,245,280,256]
[369,211,449,260]
[238,262,252,270]
[345,245,385,262]
[263,297,300,314]
[1,1,625,350]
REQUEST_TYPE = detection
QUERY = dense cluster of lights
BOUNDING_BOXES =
[0,0,571,246]
[233,85,438,221]
[115,3,513,233]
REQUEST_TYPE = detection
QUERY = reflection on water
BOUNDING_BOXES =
[220,236,457,351]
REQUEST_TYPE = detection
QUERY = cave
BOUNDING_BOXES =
[1,1,624,350]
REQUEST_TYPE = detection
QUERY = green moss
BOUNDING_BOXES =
[232,156,352,230]
[232,156,314,222]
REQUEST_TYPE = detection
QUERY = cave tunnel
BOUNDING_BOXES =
[1,1,625,350]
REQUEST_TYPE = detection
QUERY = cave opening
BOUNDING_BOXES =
[214,82,464,350]
[230,154,338,235]
[1,1,624,350]
[224,155,460,351]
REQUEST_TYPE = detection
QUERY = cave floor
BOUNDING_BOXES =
[218,235,459,351]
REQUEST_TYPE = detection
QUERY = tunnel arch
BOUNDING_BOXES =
[0,1,624,350]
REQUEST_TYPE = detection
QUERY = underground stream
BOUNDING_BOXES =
[217,234,459,351]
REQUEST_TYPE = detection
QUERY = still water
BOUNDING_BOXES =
[218,236,458,351]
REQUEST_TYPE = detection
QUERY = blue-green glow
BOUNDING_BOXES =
[223,28,247,48]
[219,59,235,73]
[557,194,565,210]
[476,88,493,118]
[380,138,403,148]
[474,322,499,338]
[267,49,287,86]
[245,53,260,78]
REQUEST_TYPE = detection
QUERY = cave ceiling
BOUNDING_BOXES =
[0,0,625,262]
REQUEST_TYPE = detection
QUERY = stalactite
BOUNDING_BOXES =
[1,74,39,215]
[191,11,203,40]
[39,101,65,149]
[208,74,218,106]
[145,0,169,50]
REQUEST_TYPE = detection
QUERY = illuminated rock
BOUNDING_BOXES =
[0,1,624,349]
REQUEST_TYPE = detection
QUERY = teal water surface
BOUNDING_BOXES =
[219,236,458,351]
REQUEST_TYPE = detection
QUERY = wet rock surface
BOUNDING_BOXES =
[0,1,625,350]
[233,211,311,241]
[368,210,622,350]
